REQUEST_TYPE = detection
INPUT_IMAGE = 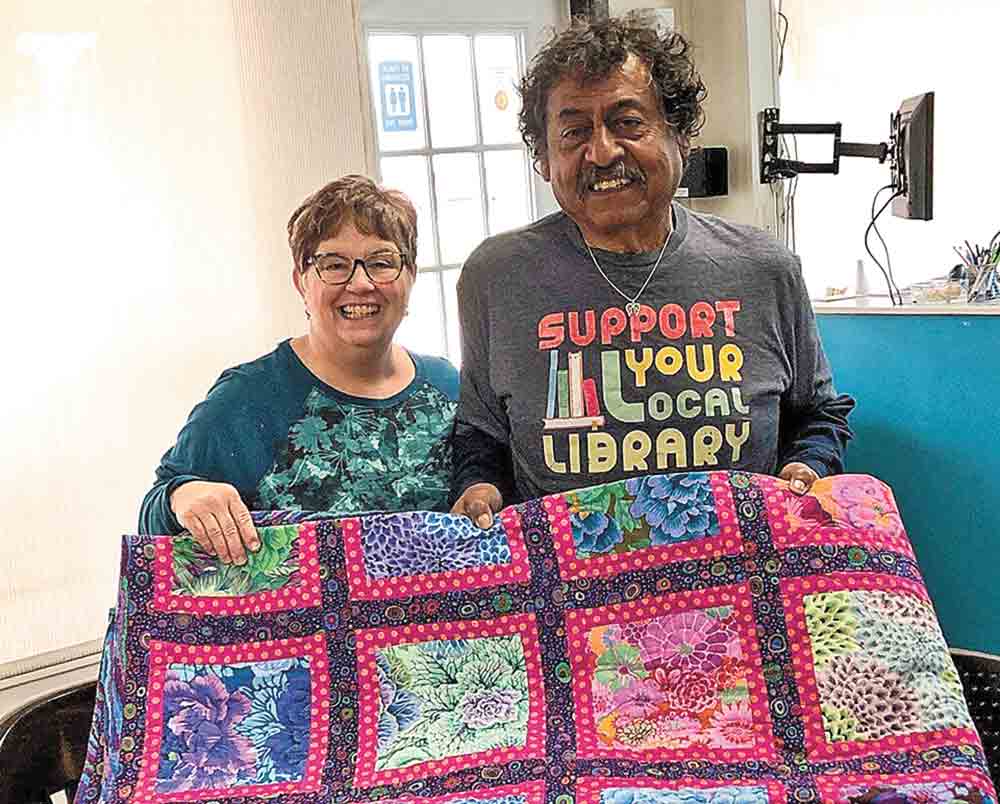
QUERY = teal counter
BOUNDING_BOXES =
[816,310,1000,654]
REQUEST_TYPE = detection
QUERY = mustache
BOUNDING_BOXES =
[577,162,645,197]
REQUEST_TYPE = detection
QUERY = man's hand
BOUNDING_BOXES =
[170,481,260,564]
[778,462,820,496]
[451,482,503,529]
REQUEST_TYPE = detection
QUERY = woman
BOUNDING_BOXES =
[139,175,458,564]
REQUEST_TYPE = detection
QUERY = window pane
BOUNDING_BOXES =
[368,34,426,152]
[395,271,445,357]
[379,155,437,267]
[433,153,485,265]
[475,35,522,145]
[484,149,531,236]
[423,35,477,148]
[442,267,462,367]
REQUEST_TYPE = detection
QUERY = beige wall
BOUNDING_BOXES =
[611,0,779,232]
[0,0,367,663]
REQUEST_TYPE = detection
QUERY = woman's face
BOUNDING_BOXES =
[294,221,414,354]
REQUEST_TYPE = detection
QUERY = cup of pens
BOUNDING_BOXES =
[954,233,1000,303]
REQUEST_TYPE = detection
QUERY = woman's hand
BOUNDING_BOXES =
[451,482,504,529]
[169,481,260,564]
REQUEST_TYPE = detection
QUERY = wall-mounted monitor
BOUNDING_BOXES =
[890,92,934,220]
[760,92,935,223]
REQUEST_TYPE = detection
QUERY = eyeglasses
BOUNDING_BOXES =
[304,250,408,285]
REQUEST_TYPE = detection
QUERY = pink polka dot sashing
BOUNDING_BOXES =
[381,779,546,804]
[759,474,915,558]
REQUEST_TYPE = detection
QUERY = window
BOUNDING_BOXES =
[366,30,535,364]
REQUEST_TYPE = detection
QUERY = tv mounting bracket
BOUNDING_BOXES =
[759,107,889,183]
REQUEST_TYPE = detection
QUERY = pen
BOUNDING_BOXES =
[953,246,975,270]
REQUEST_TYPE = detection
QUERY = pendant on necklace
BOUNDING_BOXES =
[625,301,641,316]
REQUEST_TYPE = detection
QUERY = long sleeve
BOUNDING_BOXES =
[139,472,203,537]
[777,264,856,476]
[449,256,517,503]
[449,426,516,505]
[138,370,279,535]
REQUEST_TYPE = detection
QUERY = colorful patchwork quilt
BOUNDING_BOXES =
[75,472,998,804]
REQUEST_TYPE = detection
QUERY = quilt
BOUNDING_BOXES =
[75,472,998,804]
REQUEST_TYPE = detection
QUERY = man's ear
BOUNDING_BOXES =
[292,266,306,298]
[676,134,692,168]
[534,151,551,182]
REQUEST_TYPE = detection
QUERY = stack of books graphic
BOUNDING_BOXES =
[543,351,605,431]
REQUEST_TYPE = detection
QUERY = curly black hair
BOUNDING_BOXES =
[518,14,707,164]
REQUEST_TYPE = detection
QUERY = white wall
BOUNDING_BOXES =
[0,0,368,663]
[781,0,1000,297]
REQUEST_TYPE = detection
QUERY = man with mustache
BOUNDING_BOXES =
[450,15,855,527]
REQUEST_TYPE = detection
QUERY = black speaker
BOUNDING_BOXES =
[679,146,728,198]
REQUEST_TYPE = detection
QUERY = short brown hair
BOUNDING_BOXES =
[519,14,707,165]
[287,174,418,272]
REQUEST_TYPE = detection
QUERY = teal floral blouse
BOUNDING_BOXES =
[139,340,458,535]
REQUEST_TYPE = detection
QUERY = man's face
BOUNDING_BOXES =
[539,54,688,251]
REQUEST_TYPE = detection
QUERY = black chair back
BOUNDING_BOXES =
[0,682,97,804]
[952,649,1000,787]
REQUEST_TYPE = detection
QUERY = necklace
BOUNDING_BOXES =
[583,228,673,318]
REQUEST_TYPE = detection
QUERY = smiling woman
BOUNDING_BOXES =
[138,175,459,561]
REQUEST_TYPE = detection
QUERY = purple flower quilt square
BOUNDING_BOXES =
[137,636,328,801]
[341,509,532,600]
[156,659,309,791]
[360,511,513,578]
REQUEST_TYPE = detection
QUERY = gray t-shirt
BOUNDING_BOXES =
[455,203,853,501]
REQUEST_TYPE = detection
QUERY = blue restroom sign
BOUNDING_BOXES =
[378,61,417,132]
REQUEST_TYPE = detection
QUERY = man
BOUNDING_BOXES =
[451,15,854,528]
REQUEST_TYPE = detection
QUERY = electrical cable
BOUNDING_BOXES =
[866,187,901,304]
[769,1,787,246]
[783,135,799,252]
[777,11,789,76]
[872,187,892,288]
[869,185,902,303]
[864,185,904,305]
[774,0,797,251]
[790,176,797,253]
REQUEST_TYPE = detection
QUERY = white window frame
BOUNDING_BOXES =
[364,24,536,362]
